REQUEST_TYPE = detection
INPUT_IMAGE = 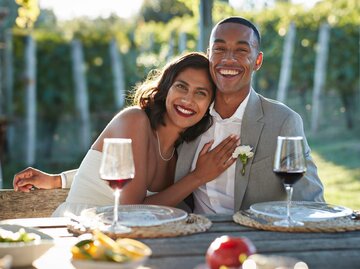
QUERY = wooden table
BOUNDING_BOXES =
[2,214,360,269]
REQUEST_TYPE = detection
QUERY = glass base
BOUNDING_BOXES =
[273,218,304,227]
[100,223,132,234]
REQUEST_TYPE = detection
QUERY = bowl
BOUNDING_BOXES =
[0,224,54,267]
[0,255,12,269]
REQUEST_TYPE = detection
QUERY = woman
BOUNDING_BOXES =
[14,52,239,216]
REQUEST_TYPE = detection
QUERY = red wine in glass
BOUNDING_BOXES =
[273,136,307,227]
[99,138,135,233]
[274,171,305,185]
[103,178,133,190]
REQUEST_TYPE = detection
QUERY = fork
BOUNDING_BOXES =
[350,211,360,220]
[240,210,269,225]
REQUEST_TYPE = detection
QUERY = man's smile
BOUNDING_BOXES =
[219,69,240,76]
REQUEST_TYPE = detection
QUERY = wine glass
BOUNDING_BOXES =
[99,138,135,233]
[273,136,307,227]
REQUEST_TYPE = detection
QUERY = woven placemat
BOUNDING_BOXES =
[233,210,360,233]
[68,214,212,239]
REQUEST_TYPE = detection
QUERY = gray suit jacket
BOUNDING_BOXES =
[175,89,325,212]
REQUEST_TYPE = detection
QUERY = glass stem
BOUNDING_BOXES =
[113,188,120,227]
[285,184,293,223]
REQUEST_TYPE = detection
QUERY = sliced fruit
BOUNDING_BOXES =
[116,238,152,260]
[92,230,118,250]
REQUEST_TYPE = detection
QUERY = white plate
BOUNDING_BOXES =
[193,254,304,269]
[81,205,188,227]
[246,254,305,269]
[250,201,353,221]
[71,257,149,269]
[0,225,54,267]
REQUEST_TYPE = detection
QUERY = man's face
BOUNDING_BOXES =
[208,22,263,95]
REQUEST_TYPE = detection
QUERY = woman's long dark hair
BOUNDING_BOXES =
[133,52,216,144]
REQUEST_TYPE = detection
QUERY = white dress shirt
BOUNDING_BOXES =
[191,93,250,214]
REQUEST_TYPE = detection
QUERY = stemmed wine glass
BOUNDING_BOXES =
[273,136,307,227]
[99,138,135,233]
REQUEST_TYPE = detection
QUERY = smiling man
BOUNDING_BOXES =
[175,17,324,214]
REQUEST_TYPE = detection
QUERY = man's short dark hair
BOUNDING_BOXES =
[216,17,261,47]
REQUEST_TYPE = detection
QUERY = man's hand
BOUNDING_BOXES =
[13,167,62,192]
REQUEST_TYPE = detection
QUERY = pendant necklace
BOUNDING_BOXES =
[156,131,175,161]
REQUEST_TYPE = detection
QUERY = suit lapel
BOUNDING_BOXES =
[234,89,264,211]
[175,136,201,182]
[175,137,202,211]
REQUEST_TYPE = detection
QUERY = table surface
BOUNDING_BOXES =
[2,214,360,269]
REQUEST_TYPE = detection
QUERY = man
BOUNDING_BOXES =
[13,17,324,214]
[175,17,324,213]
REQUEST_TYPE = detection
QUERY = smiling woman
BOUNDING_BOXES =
[38,0,144,20]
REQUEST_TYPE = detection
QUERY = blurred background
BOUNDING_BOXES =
[0,0,359,208]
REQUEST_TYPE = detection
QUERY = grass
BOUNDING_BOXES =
[308,126,360,210]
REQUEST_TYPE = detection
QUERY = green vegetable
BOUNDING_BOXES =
[0,228,40,243]
[75,239,94,248]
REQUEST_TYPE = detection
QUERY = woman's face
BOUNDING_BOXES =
[165,67,214,131]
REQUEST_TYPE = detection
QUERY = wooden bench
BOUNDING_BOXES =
[0,189,69,220]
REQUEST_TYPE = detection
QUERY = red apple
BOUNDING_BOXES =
[206,235,256,269]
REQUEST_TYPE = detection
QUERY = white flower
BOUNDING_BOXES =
[232,145,254,175]
[232,145,254,159]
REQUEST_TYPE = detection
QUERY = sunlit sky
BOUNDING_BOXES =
[38,0,145,20]
[39,0,319,21]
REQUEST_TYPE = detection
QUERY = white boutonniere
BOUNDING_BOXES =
[232,145,254,176]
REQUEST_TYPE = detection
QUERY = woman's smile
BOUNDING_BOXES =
[174,104,196,117]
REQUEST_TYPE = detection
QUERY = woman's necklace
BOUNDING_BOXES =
[156,131,175,162]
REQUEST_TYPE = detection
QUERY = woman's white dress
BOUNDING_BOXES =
[52,150,114,216]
